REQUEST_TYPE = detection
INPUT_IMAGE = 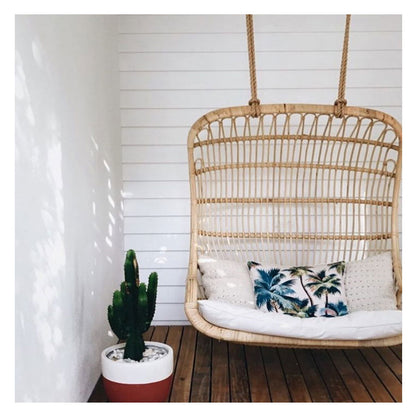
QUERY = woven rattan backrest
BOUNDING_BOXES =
[188,104,401,285]
[187,15,402,307]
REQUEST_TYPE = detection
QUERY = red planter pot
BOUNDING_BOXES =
[101,341,173,402]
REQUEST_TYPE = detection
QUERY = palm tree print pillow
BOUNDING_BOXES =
[248,261,349,318]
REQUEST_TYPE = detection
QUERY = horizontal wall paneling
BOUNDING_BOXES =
[119,14,402,325]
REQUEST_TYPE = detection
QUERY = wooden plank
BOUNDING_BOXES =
[88,376,108,402]
[123,164,188,182]
[125,216,190,234]
[245,345,271,402]
[190,332,212,402]
[142,268,188,288]
[390,344,402,361]
[360,348,402,402]
[153,287,187,305]
[118,32,401,53]
[152,304,188,324]
[120,69,401,92]
[120,86,402,108]
[122,126,190,146]
[151,325,169,343]
[166,326,183,402]
[375,347,402,382]
[123,198,190,216]
[122,144,187,163]
[169,326,197,402]
[165,326,183,368]
[328,349,373,402]
[312,349,353,402]
[122,103,401,124]
[211,340,230,402]
[124,233,190,251]
[142,326,155,341]
[278,348,311,402]
[123,181,189,199]
[261,347,291,402]
[344,349,394,402]
[295,349,331,402]
[119,50,402,72]
[118,14,401,34]
[126,250,190,270]
[152,303,189,325]
[228,343,250,402]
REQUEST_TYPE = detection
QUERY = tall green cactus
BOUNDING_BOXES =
[107,249,158,361]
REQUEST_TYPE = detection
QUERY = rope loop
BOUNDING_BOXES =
[248,98,261,117]
[334,98,348,118]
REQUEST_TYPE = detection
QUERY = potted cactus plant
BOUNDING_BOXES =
[101,249,173,402]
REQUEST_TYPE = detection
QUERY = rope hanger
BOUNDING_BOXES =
[334,14,351,117]
[245,15,261,117]
[245,14,352,118]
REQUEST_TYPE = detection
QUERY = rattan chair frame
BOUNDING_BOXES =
[184,17,402,348]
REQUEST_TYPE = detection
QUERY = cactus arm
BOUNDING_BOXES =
[146,272,158,330]
[108,290,128,341]
[124,251,137,287]
[107,305,118,336]
[124,250,140,330]
[137,283,149,333]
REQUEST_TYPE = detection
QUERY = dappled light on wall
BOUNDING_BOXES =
[15,15,123,402]
[15,43,70,401]
[16,50,67,366]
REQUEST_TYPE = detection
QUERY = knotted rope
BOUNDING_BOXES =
[246,14,351,119]
[334,14,351,118]
[246,14,261,117]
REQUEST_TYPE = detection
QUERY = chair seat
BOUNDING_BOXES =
[198,300,402,341]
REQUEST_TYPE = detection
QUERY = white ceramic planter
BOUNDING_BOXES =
[101,341,174,402]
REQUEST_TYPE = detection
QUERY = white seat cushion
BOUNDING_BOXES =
[198,299,402,340]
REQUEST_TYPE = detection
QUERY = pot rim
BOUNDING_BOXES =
[102,341,173,365]
[101,341,174,384]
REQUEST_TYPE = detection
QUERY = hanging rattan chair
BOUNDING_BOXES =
[184,15,402,348]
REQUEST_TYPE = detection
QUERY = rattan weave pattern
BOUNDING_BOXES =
[185,104,401,348]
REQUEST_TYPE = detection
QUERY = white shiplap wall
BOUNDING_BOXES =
[119,14,402,325]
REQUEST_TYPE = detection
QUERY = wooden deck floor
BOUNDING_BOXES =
[89,325,402,403]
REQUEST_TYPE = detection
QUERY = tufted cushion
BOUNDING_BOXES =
[344,252,398,312]
[198,256,255,308]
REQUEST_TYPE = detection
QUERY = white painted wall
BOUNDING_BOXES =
[15,15,123,402]
[119,15,402,325]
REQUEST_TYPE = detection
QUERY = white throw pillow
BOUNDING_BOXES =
[198,256,255,308]
[344,252,397,312]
